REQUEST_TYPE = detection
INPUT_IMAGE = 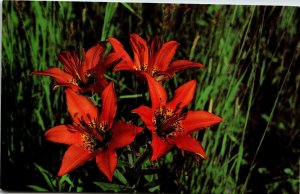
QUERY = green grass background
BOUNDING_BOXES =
[2,2,299,193]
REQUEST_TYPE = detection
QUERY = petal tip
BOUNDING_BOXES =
[57,171,65,177]
[107,175,113,182]
[215,115,223,124]
[58,168,68,177]
[150,155,157,161]
[198,152,207,160]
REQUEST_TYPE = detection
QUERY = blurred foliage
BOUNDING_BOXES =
[2,2,299,193]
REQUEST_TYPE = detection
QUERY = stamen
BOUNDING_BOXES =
[142,63,148,72]
[133,65,141,71]
[67,78,79,85]
[72,113,113,152]
[154,105,188,139]
[151,67,158,76]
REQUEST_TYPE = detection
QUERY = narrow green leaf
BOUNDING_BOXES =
[119,94,143,99]
[101,3,118,41]
[121,3,142,20]
[114,169,128,185]
[59,174,74,187]
[34,163,55,191]
[93,182,122,192]
[27,185,48,192]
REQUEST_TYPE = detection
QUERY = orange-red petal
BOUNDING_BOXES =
[57,51,74,75]
[113,60,135,72]
[150,133,172,161]
[166,60,203,77]
[89,75,108,94]
[142,72,167,109]
[65,88,99,124]
[45,125,82,145]
[100,52,122,72]
[108,37,133,66]
[154,40,178,71]
[95,148,117,182]
[58,145,94,176]
[171,135,206,159]
[130,33,149,68]
[100,82,116,128]
[31,68,74,84]
[82,43,105,73]
[167,79,196,110]
[183,110,222,134]
[110,120,143,149]
[131,105,155,131]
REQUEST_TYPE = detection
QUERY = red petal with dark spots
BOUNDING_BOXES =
[96,148,117,182]
[171,135,207,159]
[183,110,222,134]
[100,82,117,128]
[132,105,155,131]
[58,145,94,176]
[167,79,196,110]
[65,88,100,124]
[45,125,82,145]
[151,134,172,161]
[110,120,143,149]
[142,72,167,109]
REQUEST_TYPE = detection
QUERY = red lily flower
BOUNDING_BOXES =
[44,82,142,181]
[31,43,119,93]
[108,33,203,81]
[132,73,222,161]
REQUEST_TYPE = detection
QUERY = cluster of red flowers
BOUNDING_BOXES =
[32,34,222,182]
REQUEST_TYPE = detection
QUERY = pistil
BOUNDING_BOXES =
[153,104,188,139]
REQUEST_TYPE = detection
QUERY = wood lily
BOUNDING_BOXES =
[108,34,203,81]
[132,73,222,161]
[45,82,142,181]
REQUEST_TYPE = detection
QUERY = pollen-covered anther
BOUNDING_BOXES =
[85,70,95,78]
[166,132,177,139]
[165,108,173,117]
[151,67,158,76]
[152,117,157,126]
[67,78,79,85]
[87,121,97,129]
[154,105,185,139]
[142,64,148,72]
[133,65,141,71]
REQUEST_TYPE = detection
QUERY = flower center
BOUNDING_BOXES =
[153,104,188,139]
[78,117,112,152]
[76,71,97,89]
[81,131,112,152]
[133,64,157,77]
